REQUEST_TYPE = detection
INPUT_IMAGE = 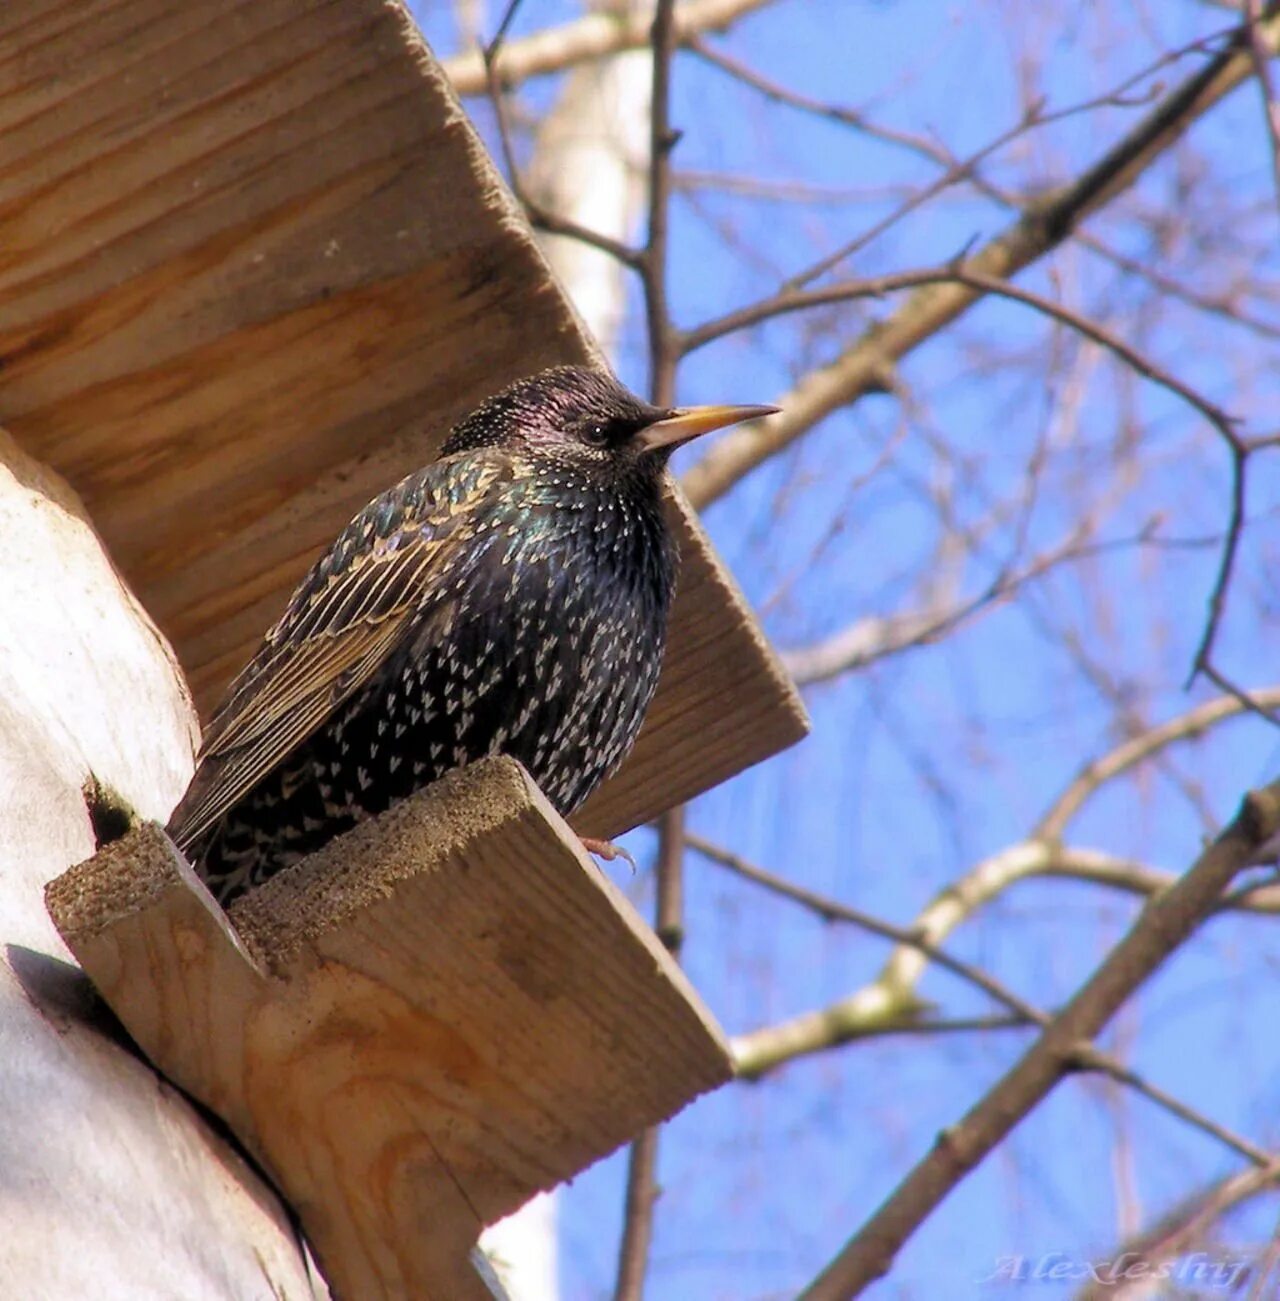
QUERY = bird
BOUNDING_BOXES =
[167,365,776,905]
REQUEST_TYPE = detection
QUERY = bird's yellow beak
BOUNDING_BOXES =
[635,402,779,454]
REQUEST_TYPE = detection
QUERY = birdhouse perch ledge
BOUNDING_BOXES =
[46,756,733,1301]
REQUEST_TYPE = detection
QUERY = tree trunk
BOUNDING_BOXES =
[0,431,320,1298]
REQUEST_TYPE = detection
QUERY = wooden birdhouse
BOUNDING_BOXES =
[1,1,807,1297]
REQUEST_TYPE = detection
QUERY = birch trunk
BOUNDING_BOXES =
[0,432,319,1299]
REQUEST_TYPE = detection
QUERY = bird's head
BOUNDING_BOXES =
[440,365,776,479]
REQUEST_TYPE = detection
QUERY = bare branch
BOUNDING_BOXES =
[797,1012,1037,1041]
[683,266,1241,448]
[482,31,644,268]
[685,37,960,165]
[615,809,685,1301]
[1200,664,1280,730]
[709,688,1280,1085]
[681,8,1280,510]
[1038,687,1280,841]
[445,0,775,94]
[780,522,1167,686]
[1078,229,1280,341]
[614,1126,660,1301]
[783,88,1180,295]
[482,0,652,276]
[1245,0,1280,217]
[797,781,1280,1300]
[686,832,1044,1028]
[840,689,1280,1048]
[691,835,1276,1170]
[691,23,1242,210]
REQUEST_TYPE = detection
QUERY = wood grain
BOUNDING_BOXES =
[0,0,807,838]
[47,756,733,1301]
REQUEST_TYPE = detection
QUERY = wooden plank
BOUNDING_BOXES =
[47,757,733,1301]
[0,0,807,838]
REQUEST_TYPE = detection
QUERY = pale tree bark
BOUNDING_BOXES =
[480,1183,559,1301]
[524,0,653,354]
[0,431,320,1298]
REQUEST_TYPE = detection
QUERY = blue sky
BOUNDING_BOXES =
[415,3,1280,1296]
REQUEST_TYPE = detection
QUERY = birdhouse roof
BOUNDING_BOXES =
[0,0,807,837]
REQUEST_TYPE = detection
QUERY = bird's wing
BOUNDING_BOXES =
[168,453,510,849]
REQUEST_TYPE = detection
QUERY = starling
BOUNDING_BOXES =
[167,365,775,905]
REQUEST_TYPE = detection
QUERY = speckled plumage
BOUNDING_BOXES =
[167,366,739,905]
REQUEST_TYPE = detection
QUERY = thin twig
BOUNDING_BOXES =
[1200,664,1280,728]
[1040,686,1280,841]
[686,36,962,163]
[782,85,1176,294]
[1187,441,1252,689]
[614,9,682,1299]
[683,265,1242,450]
[686,832,1045,1024]
[1078,229,1280,341]
[483,22,644,268]
[488,0,525,51]
[690,24,1240,201]
[780,521,1177,686]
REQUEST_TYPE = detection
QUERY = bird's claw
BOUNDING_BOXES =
[580,836,637,872]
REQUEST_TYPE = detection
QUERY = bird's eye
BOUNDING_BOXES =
[583,422,611,447]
